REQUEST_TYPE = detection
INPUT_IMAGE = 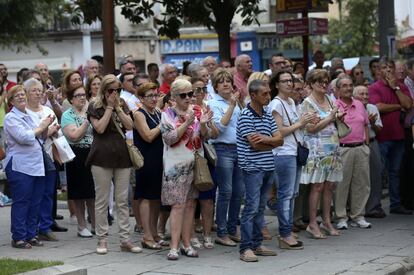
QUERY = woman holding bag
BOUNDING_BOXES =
[268,71,315,250]
[4,85,55,248]
[86,74,141,255]
[161,79,212,260]
[61,85,95,238]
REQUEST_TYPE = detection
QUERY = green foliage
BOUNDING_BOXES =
[0,0,66,54]
[0,258,63,275]
[321,0,378,58]
[69,0,264,59]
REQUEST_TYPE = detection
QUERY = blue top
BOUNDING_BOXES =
[61,107,93,146]
[4,107,45,176]
[237,104,278,172]
[208,94,242,145]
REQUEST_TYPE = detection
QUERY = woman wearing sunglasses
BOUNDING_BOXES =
[86,74,141,255]
[161,79,213,260]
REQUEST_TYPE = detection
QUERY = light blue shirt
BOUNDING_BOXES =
[208,94,241,145]
[4,107,45,176]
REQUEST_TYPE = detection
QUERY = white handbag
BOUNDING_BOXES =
[52,136,76,164]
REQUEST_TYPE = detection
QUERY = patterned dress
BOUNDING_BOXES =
[160,107,203,205]
[300,96,343,184]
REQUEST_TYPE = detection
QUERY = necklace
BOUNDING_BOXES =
[141,106,160,126]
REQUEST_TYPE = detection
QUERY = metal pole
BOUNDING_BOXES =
[379,0,395,57]
[302,10,309,72]
[102,0,115,74]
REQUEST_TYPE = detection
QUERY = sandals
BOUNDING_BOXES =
[306,226,327,239]
[11,240,32,249]
[141,239,162,250]
[320,223,341,236]
[167,248,179,260]
[180,245,199,258]
[190,237,203,249]
[120,241,143,253]
[154,237,170,247]
[27,237,44,247]
[203,236,214,249]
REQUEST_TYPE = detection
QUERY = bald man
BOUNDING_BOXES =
[233,54,253,100]
[34,63,50,82]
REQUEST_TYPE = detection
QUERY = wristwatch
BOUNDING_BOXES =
[394,86,401,92]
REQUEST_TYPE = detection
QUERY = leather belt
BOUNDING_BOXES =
[339,142,364,148]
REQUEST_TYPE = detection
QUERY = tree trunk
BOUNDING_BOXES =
[215,24,232,61]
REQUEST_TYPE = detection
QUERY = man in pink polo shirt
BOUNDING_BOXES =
[334,76,371,230]
[233,54,253,101]
[368,57,413,215]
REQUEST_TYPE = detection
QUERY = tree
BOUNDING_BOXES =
[0,0,66,54]
[69,0,264,61]
[320,0,378,58]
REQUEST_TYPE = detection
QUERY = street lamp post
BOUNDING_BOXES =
[102,0,115,74]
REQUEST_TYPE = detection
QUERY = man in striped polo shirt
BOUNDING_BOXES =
[237,79,284,262]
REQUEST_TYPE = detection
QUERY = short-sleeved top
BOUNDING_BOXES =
[208,94,241,145]
[366,103,382,139]
[368,80,411,142]
[61,107,93,147]
[86,103,131,168]
[237,104,278,171]
[268,96,300,156]
[336,98,369,144]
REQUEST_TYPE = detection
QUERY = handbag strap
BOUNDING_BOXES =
[275,97,299,144]
[111,113,126,140]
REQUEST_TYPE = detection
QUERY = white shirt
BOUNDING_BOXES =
[268,96,300,156]
[366,103,382,139]
[120,90,140,140]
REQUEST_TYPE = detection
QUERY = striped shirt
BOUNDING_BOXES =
[237,104,278,171]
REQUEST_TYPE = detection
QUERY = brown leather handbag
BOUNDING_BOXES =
[193,151,214,192]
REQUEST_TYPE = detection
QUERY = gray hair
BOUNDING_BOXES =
[23,78,43,91]
[353,85,368,97]
[335,75,353,89]
[248,79,267,95]
[202,56,217,66]
[85,59,98,69]
[187,64,202,77]
[159,63,174,78]
[235,54,250,68]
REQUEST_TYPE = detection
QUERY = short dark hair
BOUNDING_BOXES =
[248,79,267,95]
[133,73,149,87]
[369,58,380,69]
[268,53,284,64]
[119,72,135,83]
[379,56,395,67]
[269,70,294,99]
[147,63,158,71]
[66,86,85,103]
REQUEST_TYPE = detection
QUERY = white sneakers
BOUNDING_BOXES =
[78,228,93,238]
[336,218,371,229]
[350,218,371,229]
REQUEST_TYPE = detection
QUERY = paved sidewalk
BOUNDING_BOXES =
[0,200,413,275]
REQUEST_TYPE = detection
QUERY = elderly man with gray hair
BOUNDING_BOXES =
[233,54,253,102]
[353,85,385,219]
[159,64,178,94]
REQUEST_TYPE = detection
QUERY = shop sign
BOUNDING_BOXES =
[276,18,328,37]
[161,39,219,54]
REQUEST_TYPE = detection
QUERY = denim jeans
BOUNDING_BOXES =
[379,140,404,209]
[6,160,45,241]
[38,170,57,233]
[214,144,244,237]
[239,170,274,253]
[274,155,300,238]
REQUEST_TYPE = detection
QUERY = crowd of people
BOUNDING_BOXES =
[1,49,414,262]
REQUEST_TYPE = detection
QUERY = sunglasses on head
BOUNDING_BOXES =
[177,91,194,99]
[107,88,122,94]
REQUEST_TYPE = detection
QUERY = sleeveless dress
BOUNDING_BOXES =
[300,96,343,184]
[133,108,163,200]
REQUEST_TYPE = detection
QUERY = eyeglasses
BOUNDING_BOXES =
[355,71,364,76]
[317,81,329,86]
[107,88,122,94]
[143,93,159,99]
[73,93,87,98]
[279,79,293,84]
[177,91,194,99]
[194,87,207,94]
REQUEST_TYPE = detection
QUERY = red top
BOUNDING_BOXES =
[5,80,16,91]
[368,80,410,142]
[159,82,171,95]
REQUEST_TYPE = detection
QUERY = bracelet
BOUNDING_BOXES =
[106,106,114,111]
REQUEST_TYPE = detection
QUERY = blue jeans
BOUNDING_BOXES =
[6,160,45,241]
[274,155,300,238]
[239,170,274,253]
[214,144,244,237]
[379,140,404,209]
[38,170,57,233]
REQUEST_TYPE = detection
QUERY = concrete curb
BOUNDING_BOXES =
[21,264,87,275]
[384,257,414,275]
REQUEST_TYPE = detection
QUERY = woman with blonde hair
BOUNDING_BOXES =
[85,74,102,99]
[86,74,141,254]
[161,78,213,260]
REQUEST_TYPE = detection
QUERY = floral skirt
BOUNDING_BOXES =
[300,153,343,184]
